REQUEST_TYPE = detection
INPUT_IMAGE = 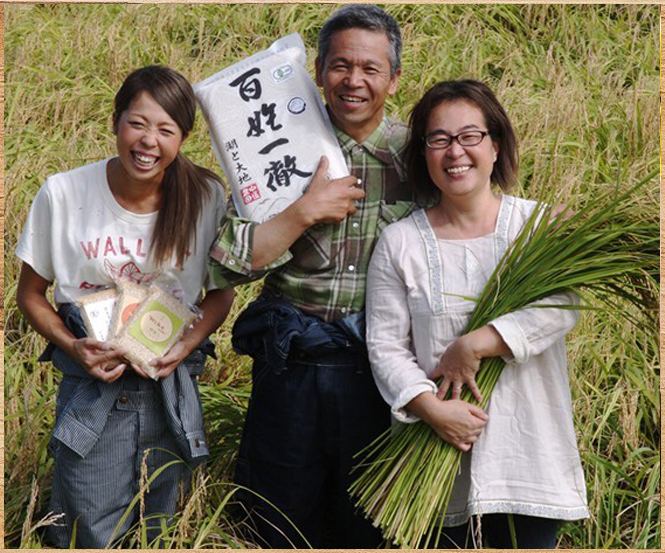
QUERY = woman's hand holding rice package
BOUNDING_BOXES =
[195,33,348,222]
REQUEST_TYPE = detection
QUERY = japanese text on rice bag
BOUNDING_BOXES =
[77,288,118,342]
[195,33,348,223]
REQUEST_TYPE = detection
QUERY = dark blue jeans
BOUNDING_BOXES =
[234,349,390,548]
[431,514,560,549]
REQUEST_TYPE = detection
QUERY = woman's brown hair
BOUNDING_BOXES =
[404,80,518,204]
[113,65,223,267]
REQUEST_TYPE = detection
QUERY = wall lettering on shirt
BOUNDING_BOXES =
[79,236,148,260]
[77,238,159,288]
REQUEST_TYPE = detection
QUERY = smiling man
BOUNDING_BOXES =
[316,25,399,142]
[209,5,416,548]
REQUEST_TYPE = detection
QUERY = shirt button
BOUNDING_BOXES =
[352,221,359,229]
[348,265,355,272]
[195,439,201,448]
[341,307,348,314]
[352,145,364,156]
[119,396,128,404]
[229,259,236,266]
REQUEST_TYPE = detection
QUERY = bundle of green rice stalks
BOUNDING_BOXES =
[349,172,659,549]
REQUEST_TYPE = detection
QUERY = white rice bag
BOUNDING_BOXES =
[76,288,118,342]
[195,33,348,222]
[110,284,197,380]
[108,280,149,339]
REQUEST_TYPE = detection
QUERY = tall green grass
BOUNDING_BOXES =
[4,4,659,548]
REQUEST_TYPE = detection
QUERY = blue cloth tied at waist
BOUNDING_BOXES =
[231,294,367,374]
[41,303,213,462]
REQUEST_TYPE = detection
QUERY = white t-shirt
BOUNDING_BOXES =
[16,159,226,306]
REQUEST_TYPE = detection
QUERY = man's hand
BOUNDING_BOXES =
[550,203,574,229]
[251,156,363,269]
[298,156,365,225]
[69,338,127,383]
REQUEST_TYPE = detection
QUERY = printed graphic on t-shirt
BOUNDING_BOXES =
[76,235,160,289]
[104,260,159,285]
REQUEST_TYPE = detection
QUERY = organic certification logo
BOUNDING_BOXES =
[272,63,294,83]
[287,97,306,115]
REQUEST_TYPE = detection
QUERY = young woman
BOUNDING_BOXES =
[15,66,234,548]
[366,80,588,548]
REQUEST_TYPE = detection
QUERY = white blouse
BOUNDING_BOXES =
[366,195,589,525]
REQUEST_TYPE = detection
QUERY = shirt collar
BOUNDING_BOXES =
[332,116,394,166]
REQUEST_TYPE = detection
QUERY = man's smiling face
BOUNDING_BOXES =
[316,28,400,143]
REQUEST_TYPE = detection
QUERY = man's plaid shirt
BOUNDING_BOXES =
[208,116,417,322]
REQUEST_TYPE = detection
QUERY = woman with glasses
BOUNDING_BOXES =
[365,80,588,548]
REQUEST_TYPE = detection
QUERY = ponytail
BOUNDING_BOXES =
[150,153,223,268]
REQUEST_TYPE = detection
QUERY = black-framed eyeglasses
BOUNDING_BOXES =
[424,130,490,150]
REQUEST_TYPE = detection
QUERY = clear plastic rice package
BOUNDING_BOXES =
[108,279,149,340]
[194,33,349,223]
[110,283,198,380]
[76,287,118,342]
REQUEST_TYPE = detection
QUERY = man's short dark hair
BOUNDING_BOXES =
[318,4,402,76]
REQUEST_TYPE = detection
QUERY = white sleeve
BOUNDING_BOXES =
[203,180,228,293]
[366,228,437,423]
[215,181,228,223]
[489,291,580,364]
[15,182,55,282]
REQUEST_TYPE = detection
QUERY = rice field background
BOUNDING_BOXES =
[4,3,660,549]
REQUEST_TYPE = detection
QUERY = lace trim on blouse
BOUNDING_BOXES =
[442,500,590,526]
[411,195,515,317]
